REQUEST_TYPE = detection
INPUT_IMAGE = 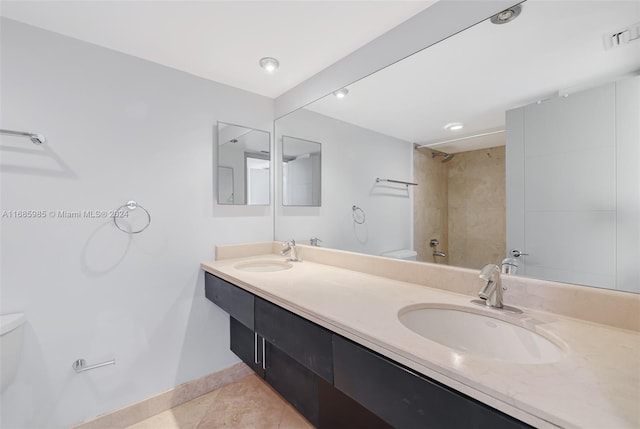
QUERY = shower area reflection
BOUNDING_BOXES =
[413,146,506,268]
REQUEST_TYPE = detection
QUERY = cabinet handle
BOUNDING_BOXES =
[254,332,259,365]
[262,337,266,370]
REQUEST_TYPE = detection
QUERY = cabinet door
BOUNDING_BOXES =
[255,297,333,383]
[317,377,392,429]
[265,342,319,427]
[229,317,264,378]
[333,335,531,429]
[204,273,254,329]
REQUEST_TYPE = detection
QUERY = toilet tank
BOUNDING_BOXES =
[381,249,418,261]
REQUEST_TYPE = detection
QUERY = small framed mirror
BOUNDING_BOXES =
[282,136,321,206]
[217,122,270,205]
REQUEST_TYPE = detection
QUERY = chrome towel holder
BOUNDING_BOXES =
[352,205,366,224]
[113,200,151,234]
[72,358,116,373]
[0,128,46,145]
[376,178,418,187]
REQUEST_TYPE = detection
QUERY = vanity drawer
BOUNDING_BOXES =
[204,273,254,329]
[255,297,333,383]
[332,335,532,429]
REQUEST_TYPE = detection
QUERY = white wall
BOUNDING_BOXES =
[0,19,274,428]
[275,109,413,255]
[285,154,320,206]
[506,77,639,293]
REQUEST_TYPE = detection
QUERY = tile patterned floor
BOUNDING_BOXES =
[127,374,314,429]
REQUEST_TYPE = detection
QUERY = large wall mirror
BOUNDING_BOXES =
[274,0,640,293]
[217,122,270,205]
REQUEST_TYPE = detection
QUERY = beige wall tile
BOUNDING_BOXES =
[414,149,448,262]
[415,146,506,270]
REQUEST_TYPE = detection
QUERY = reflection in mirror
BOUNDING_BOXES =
[217,122,270,205]
[274,0,640,293]
[282,136,321,206]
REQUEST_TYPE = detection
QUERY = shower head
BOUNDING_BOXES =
[431,150,454,163]
[30,134,46,145]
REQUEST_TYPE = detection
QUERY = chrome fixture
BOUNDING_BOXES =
[259,57,279,73]
[478,264,504,308]
[72,358,115,373]
[490,4,522,25]
[352,205,366,224]
[0,128,46,145]
[415,129,505,150]
[431,149,455,163]
[310,237,323,247]
[333,88,349,99]
[511,249,529,258]
[281,239,300,262]
[501,257,519,275]
[113,200,151,234]
[429,239,446,258]
[376,177,418,187]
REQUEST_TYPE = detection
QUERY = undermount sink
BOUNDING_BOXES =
[234,260,293,272]
[398,305,565,364]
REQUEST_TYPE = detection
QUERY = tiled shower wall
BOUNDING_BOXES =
[413,148,448,264]
[414,146,505,269]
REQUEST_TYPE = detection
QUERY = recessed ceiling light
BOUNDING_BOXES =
[444,122,464,131]
[490,5,522,25]
[259,57,279,73]
[333,88,349,99]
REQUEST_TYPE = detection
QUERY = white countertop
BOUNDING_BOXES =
[201,252,640,429]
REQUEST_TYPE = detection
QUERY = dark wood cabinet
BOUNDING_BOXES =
[229,317,264,377]
[264,341,321,425]
[332,335,532,429]
[255,297,333,383]
[205,273,254,329]
[205,272,531,429]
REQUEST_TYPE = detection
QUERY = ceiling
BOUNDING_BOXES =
[0,0,434,98]
[306,0,640,152]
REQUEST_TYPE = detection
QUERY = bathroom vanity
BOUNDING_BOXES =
[201,242,640,429]
[205,272,526,428]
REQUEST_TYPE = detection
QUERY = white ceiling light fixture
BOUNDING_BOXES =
[333,88,349,99]
[259,57,279,73]
[490,4,522,25]
[444,122,464,131]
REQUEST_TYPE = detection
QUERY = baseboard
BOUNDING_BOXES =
[71,362,253,429]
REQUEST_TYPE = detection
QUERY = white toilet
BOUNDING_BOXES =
[381,249,418,261]
[1,312,26,392]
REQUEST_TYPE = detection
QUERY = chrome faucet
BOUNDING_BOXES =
[281,239,300,262]
[478,264,504,308]
[310,237,323,247]
[501,257,519,275]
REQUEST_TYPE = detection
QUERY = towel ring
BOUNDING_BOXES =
[352,205,366,225]
[113,200,151,234]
